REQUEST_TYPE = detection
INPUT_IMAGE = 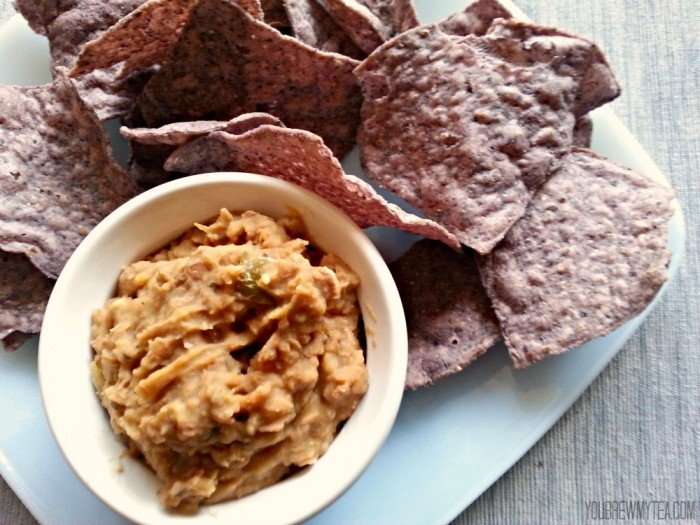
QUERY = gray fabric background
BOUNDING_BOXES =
[0,0,697,523]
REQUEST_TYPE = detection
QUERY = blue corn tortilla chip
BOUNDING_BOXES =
[121,113,284,188]
[129,0,362,158]
[438,0,511,36]
[478,149,674,368]
[356,19,620,253]
[0,251,54,351]
[70,0,264,79]
[390,240,500,389]
[121,112,284,146]
[45,0,149,73]
[316,0,418,54]
[37,0,152,119]
[0,77,138,279]
[283,0,364,58]
[440,0,593,149]
[69,0,199,79]
[439,1,594,150]
[164,124,460,247]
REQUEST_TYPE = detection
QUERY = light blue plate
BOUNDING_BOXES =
[0,2,685,524]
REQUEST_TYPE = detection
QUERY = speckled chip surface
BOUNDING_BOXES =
[70,0,264,80]
[438,0,511,36]
[130,0,362,157]
[0,251,54,351]
[261,0,291,31]
[478,148,674,368]
[283,0,364,58]
[390,240,500,389]
[356,19,620,253]
[0,78,138,279]
[40,0,152,119]
[572,115,593,148]
[44,0,148,72]
[165,125,459,246]
[13,0,61,34]
[122,113,283,145]
[70,0,199,79]
[122,113,283,188]
[316,0,418,54]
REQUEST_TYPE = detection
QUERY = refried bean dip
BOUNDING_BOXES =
[90,209,368,512]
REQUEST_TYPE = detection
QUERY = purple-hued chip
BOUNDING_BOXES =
[356,19,620,253]
[70,0,264,79]
[39,0,151,119]
[122,113,284,188]
[165,124,460,247]
[478,148,674,368]
[438,0,511,36]
[390,240,501,389]
[316,0,419,54]
[0,251,54,351]
[283,0,364,58]
[130,0,362,158]
[0,77,138,279]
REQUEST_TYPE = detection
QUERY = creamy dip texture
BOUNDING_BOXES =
[91,209,368,512]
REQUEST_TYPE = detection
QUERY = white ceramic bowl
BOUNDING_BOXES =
[38,173,407,525]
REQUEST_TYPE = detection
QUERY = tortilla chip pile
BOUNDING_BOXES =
[0,78,137,349]
[357,18,620,253]
[2,0,675,392]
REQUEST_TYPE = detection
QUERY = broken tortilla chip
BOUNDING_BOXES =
[573,115,593,148]
[316,0,418,54]
[438,0,511,36]
[356,19,621,253]
[283,0,364,58]
[122,113,284,145]
[390,240,500,389]
[45,0,148,72]
[0,78,138,279]
[13,0,61,34]
[68,64,157,120]
[122,113,283,188]
[478,148,674,368]
[164,125,459,247]
[70,0,263,79]
[261,0,292,32]
[442,4,596,152]
[38,0,154,120]
[0,251,54,351]
[41,0,151,119]
[130,0,362,157]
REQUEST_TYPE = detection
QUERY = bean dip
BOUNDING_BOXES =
[91,209,368,512]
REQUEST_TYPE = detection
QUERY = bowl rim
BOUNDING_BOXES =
[38,172,407,525]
